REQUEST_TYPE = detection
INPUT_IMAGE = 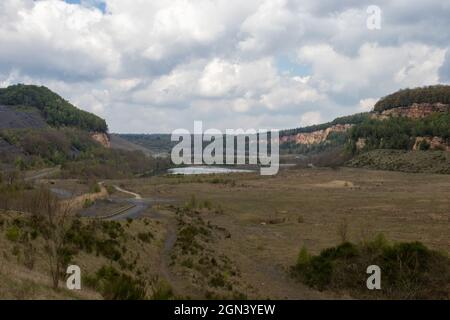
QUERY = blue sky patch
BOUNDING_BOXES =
[276,55,311,77]
[64,0,106,13]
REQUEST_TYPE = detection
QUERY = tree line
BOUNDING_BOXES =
[0,84,108,132]
[348,112,450,152]
[374,85,450,112]
[281,113,369,137]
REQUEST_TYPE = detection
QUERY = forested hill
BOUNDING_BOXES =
[0,84,108,132]
[374,85,450,112]
[280,112,369,137]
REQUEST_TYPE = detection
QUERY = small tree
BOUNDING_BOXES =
[26,188,75,289]
[337,218,349,243]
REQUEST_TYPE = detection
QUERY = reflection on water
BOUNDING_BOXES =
[168,166,254,175]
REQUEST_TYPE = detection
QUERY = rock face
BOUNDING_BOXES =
[91,132,111,148]
[413,136,450,151]
[373,103,450,120]
[281,124,353,145]
[356,138,367,150]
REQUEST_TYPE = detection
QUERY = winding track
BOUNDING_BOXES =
[99,184,148,220]
[103,185,184,295]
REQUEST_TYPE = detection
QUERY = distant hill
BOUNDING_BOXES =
[279,85,450,172]
[117,134,174,156]
[0,84,171,177]
[0,84,108,132]
[374,85,450,112]
[280,112,369,136]
[109,134,154,156]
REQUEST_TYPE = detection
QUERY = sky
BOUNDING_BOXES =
[0,0,449,133]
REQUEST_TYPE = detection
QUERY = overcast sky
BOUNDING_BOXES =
[0,0,449,133]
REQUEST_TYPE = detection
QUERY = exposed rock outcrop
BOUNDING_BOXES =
[91,132,111,148]
[356,138,367,150]
[413,136,450,151]
[280,124,353,145]
[373,103,450,120]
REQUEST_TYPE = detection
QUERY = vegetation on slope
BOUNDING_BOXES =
[293,235,450,299]
[280,131,349,155]
[374,85,450,112]
[0,84,108,132]
[281,112,369,136]
[0,186,173,299]
[118,134,175,154]
[0,128,100,167]
[0,128,170,178]
[347,149,450,174]
[348,113,450,152]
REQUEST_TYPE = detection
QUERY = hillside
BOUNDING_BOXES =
[117,134,174,156]
[348,149,450,174]
[0,84,108,133]
[109,134,154,156]
[374,85,450,112]
[0,105,47,129]
[280,85,450,172]
[0,85,170,176]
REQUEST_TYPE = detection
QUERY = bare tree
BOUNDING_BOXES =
[337,218,349,244]
[26,188,75,289]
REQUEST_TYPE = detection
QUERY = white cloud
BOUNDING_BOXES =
[300,111,322,127]
[359,98,377,112]
[0,0,449,132]
[298,43,446,101]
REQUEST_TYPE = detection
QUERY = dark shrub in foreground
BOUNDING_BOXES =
[293,236,450,299]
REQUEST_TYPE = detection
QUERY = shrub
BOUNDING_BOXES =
[209,273,226,288]
[151,280,174,300]
[83,199,94,209]
[6,225,21,242]
[89,183,101,194]
[137,232,154,243]
[293,237,450,299]
[297,246,311,266]
[90,266,147,300]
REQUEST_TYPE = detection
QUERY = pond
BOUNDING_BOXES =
[168,166,254,175]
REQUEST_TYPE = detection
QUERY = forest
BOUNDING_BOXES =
[0,128,170,178]
[348,112,450,151]
[0,84,108,133]
[374,85,450,112]
[281,112,369,137]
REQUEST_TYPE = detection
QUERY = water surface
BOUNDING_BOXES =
[168,166,254,175]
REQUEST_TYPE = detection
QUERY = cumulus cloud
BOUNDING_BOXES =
[439,50,450,83]
[0,0,449,132]
[359,98,377,112]
[300,111,322,127]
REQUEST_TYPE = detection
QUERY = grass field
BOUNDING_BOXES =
[111,167,450,299]
[1,166,449,299]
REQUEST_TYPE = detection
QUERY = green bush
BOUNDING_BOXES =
[209,273,226,288]
[89,266,147,300]
[293,237,450,299]
[6,225,21,242]
[151,280,174,300]
[137,232,154,243]
[83,199,94,209]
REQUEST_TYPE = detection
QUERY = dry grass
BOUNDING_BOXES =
[2,166,449,299]
[116,167,450,299]
[0,211,166,300]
